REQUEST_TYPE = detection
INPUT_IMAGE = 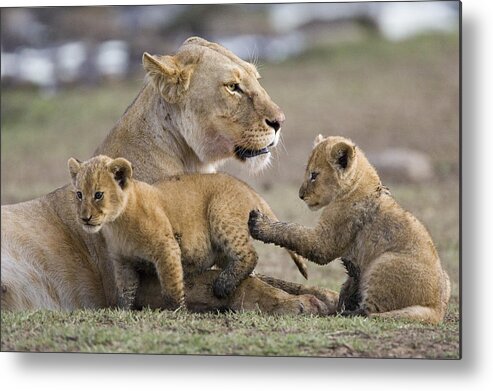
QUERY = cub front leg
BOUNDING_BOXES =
[113,257,140,310]
[151,237,186,309]
[248,210,329,265]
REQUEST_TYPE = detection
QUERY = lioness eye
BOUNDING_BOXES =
[94,192,104,200]
[76,191,83,200]
[310,172,319,182]
[226,83,242,93]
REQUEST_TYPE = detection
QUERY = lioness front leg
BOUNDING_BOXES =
[135,270,329,315]
[248,210,331,265]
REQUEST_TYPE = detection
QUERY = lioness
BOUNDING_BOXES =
[68,155,309,309]
[2,37,337,314]
[249,135,451,324]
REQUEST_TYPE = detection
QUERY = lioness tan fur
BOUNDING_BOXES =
[249,135,451,324]
[1,37,338,314]
[68,155,309,309]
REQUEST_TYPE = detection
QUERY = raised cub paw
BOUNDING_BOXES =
[248,209,269,239]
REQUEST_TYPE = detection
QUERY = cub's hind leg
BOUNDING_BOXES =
[210,215,258,299]
[359,253,445,324]
[113,258,140,310]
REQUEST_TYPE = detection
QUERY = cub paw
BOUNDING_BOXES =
[248,209,266,239]
[340,306,369,318]
[117,295,135,310]
[213,277,236,299]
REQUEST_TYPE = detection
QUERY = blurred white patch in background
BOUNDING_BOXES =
[377,2,458,41]
[96,40,129,77]
[17,48,56,92]
[269,2,377,33]
[57,42,86,83]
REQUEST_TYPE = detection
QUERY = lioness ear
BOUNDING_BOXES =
[327,141,356,171]
[67,158,81,185]
[313,134,326,148]
[108,158,133,189]
[142,52,195,104]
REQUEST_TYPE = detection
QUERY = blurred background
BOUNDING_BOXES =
[1,2,460,305]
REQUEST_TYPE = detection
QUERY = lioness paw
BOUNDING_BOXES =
[296,295,329,316]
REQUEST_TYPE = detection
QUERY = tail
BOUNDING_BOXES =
[440,268,451,316]
[287,251,308,279]
[370,305,444,324]
[255,200,308,279]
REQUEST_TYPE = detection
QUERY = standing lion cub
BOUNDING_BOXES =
[249,135,450,324]
[68,155,308,310]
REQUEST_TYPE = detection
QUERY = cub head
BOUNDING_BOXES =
[298,135,380,210]
[67,155,133,233]
[142,36,285,173]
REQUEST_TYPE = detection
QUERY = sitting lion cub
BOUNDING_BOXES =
[249,135,450,324]
[68,155,308,310]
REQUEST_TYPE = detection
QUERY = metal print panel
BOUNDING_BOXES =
[0,1,460,358]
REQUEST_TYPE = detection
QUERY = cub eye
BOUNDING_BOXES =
[76,191,83,200]
[226,83,242,93]
[94,192,104,200]
[309,172,319,182]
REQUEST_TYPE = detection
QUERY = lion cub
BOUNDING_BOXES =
[249,135,451,324]
[68,155,307,310]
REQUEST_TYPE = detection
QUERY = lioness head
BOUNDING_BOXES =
[298,135,380,210]
[67,155,133,233]
[142,37,285,173]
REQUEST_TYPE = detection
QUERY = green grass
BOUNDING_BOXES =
[1,305,460,358]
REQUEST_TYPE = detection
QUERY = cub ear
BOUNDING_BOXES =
[313,134,326,148]
[67,158,81,185]
[108,158,133,189]
[327,141,356,171]
[142,52,195,104]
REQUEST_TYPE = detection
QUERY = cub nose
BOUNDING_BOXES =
[299,189,306,200]
[81,215,92,223]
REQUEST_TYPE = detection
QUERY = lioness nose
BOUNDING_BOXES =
[265,112,285,133]
[265,119,281,133]
[82,215,92,223]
